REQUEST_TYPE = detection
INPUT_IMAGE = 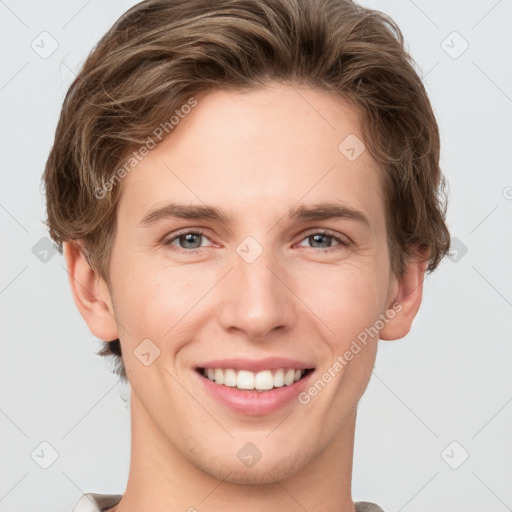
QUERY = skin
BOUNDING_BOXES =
[65,82,426,512]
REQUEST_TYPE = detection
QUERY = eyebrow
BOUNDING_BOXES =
[138,201,371,229]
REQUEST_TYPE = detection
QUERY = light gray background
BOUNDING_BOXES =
[1,1,511,511]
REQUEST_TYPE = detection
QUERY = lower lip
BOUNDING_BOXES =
[195,370,314,416]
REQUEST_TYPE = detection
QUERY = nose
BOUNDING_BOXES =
[217,243,297,341]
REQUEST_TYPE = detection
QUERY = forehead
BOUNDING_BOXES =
[116,82,385,232]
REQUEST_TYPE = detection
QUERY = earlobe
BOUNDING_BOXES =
[379,252,428,341]
[63,241,119,342]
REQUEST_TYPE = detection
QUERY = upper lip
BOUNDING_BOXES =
[195,357,315,372]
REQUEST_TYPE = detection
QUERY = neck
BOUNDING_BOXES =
[113,392,357,512]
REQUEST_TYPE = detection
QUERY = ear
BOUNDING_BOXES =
[379,249,428,341]
[63,241,119,341]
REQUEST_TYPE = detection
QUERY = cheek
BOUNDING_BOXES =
[306,268,383,411]
[118,276,174,337]
[110,230,390,349]
[111,254,210,349]
[300,263,385,344]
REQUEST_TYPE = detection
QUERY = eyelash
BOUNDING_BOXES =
[163,229,351,254]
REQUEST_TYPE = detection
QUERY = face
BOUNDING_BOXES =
[102,82,401,483]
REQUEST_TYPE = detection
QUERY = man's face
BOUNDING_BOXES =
[106,82,399,483]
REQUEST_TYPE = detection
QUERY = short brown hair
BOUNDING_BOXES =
[43,0,450,380]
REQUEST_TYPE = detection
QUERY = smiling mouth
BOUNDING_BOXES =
[196,367,315,392]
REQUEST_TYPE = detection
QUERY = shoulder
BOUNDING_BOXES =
[72,493,123,512]
[355,501,387,512]
[71,494,382,512]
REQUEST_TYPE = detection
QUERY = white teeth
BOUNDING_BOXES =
[284,369,295,386]
[273,369,285,387]
[214,368,224,385]
[237,370,255,390]
[201,367,309,391]
[254,370,274,390]
[224,368,237,387]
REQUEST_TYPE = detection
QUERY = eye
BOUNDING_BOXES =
[296,230,350,250]
[163,228,350,254]
[163,229,212,253]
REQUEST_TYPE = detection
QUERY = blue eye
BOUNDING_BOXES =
[297,230,350,250]
[164,230,210,252]
[163,229,350,254]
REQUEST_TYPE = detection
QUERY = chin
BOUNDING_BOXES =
[196,448,312,485]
